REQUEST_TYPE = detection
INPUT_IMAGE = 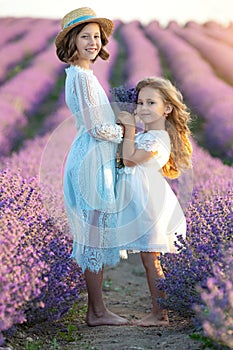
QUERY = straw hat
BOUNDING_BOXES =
[55,7,114,48]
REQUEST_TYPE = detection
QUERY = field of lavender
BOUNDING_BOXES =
[0,17,233,349]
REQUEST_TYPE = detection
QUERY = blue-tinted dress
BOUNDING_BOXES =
[116,130,186,253]
[63,65,123,273]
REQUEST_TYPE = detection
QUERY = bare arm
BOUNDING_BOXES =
[117,111,158,167]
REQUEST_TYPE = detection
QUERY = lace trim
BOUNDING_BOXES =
[76,70,123,142]
[136,139,160,153]
[80,69,98,108]
[71,243,121,273]
[73,65,93,74]
[92,123,123,143]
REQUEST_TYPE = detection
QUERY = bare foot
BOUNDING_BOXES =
[136,313,169,327]
[87,309,129,326]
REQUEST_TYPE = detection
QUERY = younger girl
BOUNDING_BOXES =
[116,77,192,326]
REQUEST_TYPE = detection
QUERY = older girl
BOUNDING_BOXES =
[56,7,127,326]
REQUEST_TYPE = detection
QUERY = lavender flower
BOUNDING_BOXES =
[145,22,233,161]
[0,19,59,83]
[0,41,64,157]
[118,21,162,87]
[0,97,85,344]
[110,85,138,113]
[194,245,233,349]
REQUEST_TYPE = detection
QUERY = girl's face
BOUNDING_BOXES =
[136,86,170,127]
[75,23,102,66]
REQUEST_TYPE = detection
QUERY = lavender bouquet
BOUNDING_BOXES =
[110,85,138,113]
[110,86,139,169]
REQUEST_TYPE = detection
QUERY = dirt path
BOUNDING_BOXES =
[7,253,201,350]
[67,253,201,350]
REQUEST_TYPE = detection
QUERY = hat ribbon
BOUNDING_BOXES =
[64,15,97,29]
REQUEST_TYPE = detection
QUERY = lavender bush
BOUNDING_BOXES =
[0,18,33,47]
[200,23,233,48]
[145,22,233,161]
[0,168,48,345]
[155,140,233,315]
[194,245,233,349]
[118,21,162,86]
[0,18,58,82]
[0,42,64,157]
[0,95,86,344]
[157,187,233,315]
[0,166,85,344]
[172,25,233,85]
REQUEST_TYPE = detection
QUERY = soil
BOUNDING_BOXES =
[5,254,201,350]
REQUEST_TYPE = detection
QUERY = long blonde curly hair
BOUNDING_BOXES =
[136,77,192,179]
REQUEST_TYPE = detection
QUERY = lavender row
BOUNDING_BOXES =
[0,44,64,157]
[0,18,59,83]
[0,166,86,346]
[93,23,120,96]
[170,23,233,86]
[194,245,233,349]
[0,97,81,344]
[157,141,233,349]
[183,20,233,48]
[118,21,161,87]
[0,17,34,46]
[145,22,233,161]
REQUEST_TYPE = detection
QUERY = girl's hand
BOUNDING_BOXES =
[117,111,136,128]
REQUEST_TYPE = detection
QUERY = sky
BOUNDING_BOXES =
[0,0,233,26]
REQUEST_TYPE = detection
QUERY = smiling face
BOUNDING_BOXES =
[136,86,171,129]
[75,22,102,67]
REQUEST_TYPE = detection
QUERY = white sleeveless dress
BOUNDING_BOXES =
[116,130,186,253]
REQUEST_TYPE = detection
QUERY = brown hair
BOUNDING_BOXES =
[56,23,110,64]
[136,77,192,179]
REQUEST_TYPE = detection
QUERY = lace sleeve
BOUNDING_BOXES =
[136,132,170,157]
[75,69,123,143]
[137,139,160,153]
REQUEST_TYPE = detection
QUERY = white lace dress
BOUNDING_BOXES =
[63,65,123,273]
[116,130,186,253]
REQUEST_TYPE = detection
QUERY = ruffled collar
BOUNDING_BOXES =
[66,65,93,74]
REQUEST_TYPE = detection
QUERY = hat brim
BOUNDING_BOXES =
[55,18,114,48]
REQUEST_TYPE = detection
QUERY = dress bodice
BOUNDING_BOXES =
[65,65,122,143]
[116,128,186,254]
[135,130,170,169]
[118,130,170,175]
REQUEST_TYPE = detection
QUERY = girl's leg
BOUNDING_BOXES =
[137,252,169,327]
[84,210,128,326]
[84,268,129,326]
